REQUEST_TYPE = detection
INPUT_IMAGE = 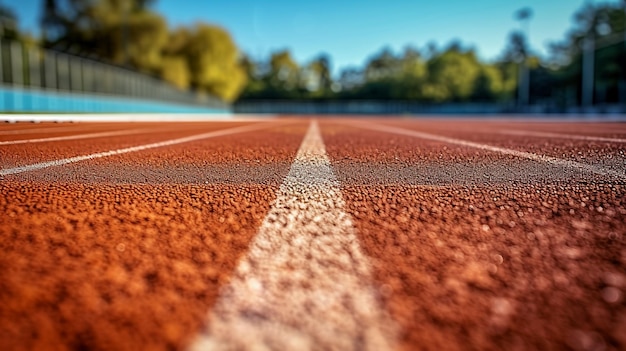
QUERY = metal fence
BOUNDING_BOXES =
[234,100,626,115]
[0,39,227,110]
[234,100,513,115]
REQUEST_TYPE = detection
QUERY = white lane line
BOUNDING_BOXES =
[0,125,96,136]
[0,113,275,123]
[0,123,277,176]
[500,129,626,143]
[348,121,625,178]
[0,128,158,145]
[189,121,395,351]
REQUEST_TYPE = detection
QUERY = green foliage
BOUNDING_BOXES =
[305,54,332,96]
[472,64,504,101]
[239,1,625,107]
[424,46,481,101]
[1,0,620,104]
[184,24,247,102]
[240,43,512,103]
[542,2,626,105]
[268,50,300,92]
[0,2,18,40]
[495,61,518,101]
[160,55,189,90]
[239,50,307,100]
[38,0,247,102]
[42,0,168,72]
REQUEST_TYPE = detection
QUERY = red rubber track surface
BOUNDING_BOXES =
[321,120,625,351]
[1,117,624,351]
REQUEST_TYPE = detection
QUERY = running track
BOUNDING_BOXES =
[0,117,625,351]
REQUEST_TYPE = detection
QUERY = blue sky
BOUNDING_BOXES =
[7,0,622,75]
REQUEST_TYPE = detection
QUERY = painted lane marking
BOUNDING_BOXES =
[500,129,626,143]
[347,121,625,179]
[0,113,275,123]
[189,121,395,351]
[0,115,275,135]
[0,123,278,176]
[0,128,159,145]
[0,125,99,136]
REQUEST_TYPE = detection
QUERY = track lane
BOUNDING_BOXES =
[0,127,170,143]
[369,119,626,177]
[319,123,616,186]
[0,182,278,351]
[0,123,151,136]
[0,122,268,170]
[3,122,305,184]
[0,124,157,141]
[321,120,626,351]
[1,117,624,351]
[497,129,626,143]
[0,120,306,351]
[190,121,395,350]
[378,119,626,137]
[0,128,166,146]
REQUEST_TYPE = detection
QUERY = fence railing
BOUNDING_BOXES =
[234,100,626,115]
[235,100,512,115]
[0,39,227,110]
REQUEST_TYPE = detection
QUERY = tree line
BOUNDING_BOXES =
[1,0,246,102]
[241,2,626,107]
[1,1,624,106]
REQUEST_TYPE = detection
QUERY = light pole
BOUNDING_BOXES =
[581,0,596,109]
[623,0,626,58]
[582,34,595,108]
[515,7,532,110]
[621,0,626,105]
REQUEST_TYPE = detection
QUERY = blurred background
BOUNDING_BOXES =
[1,0,625,114]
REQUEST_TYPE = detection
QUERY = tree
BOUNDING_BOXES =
[423,45,481,102]
[494,60,518,101]
[268,50,300,93]
[396,47,427,100]
[364,47,400,81]
[183,24,247,102]
[41,0,167,72]
[160,27,192,89]
[304,54,332,96]
[547,2,626,104]
[0,2,18,39]
[496,31,530,102]
[105,8,168,72]
[235,1,625,105]
[472,64,504,101]
[336,67,364,94]
[39,1,247,101]
[503,31,528,63]
[160,56,189,90]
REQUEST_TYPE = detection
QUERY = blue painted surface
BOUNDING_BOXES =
[0,86,229,113]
